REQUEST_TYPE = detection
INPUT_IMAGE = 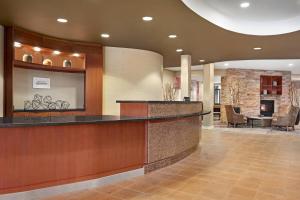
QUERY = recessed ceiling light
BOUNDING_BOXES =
[199,59,205,63]
[72,53,80,57]
[289,63,294,66]
[253,47,262,50]
[53,50,61,55]
[143,16,153,21]
[224,63,229,66]
[101,33,110,38]
[14,42,22,48]
[240,2,250,8]
[33,47,41,52]
[168,34,177,39]
[57,18,68,23]
[176,49,183,52]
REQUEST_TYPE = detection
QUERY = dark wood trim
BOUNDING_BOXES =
[14,108,85,113]
[260,75,283,95]
[4,26,14,117]
[13,110,87,118]
[1,165,142,195]
[14,60,86,73]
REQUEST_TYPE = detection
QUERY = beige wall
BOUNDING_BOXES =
[13,68,85,110]
[174,69,225,101]
[163,69,175,86]
[0,25,3,117]
[103,47,163,115]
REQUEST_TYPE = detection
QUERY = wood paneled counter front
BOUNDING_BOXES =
[0,102,207,195]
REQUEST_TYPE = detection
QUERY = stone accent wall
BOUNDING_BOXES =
[221,69,291,122]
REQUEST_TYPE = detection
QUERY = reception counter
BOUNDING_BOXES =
[0,101,207,196]
[117,101,204,172]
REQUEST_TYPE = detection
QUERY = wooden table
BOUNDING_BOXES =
[247,116,273,128]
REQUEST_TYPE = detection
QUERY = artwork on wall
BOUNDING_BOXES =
[24,94,70,110]
[33,77,51,89]
[174,77,181,89]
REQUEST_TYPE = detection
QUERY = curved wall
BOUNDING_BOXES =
[103,47,163,115]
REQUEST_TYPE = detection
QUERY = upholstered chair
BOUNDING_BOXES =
[272,105,300,131]
[273,105,290,118]
[225,105,246,127]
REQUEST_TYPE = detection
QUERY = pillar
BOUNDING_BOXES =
[180,55,191,99]
[203,63,214,128]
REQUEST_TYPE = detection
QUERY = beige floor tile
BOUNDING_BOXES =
[229,186,257,199]
[41,129,300,200]
[110,188,144,199]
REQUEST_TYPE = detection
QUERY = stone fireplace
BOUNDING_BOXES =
[221,69,291,122]
[260,100,274,117]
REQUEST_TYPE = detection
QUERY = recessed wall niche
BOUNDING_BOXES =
[4,26,103,117]
[13,68,85,111]
[14,43,85,70]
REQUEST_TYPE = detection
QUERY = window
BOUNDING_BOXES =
[214,84,221,105]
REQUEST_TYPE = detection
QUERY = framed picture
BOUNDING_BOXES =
[33,77,51,89]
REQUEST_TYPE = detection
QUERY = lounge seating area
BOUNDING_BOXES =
[271,105,300,131]
[223,104,300,131]
[215,69,300,132]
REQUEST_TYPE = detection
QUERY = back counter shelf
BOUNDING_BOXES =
[4,26,103,117]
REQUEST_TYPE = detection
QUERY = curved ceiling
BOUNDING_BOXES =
[182,0,300,35]
[167,59,300,74]
[1,0,300,67]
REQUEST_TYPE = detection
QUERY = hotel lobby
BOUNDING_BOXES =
[0,0,300,200]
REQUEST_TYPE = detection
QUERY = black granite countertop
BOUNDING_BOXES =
[116,100,202,104]
[0,111,210,128]
[14,108,85,113]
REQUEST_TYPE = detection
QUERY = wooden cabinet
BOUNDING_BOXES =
[4,26,103,117]
[0,121,145,194]
[260,75,282,95]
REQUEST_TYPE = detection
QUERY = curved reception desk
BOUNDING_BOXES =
[118,101,204,172]
[0,101,207,197]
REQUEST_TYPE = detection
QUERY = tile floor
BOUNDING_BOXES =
[44,129,300,200]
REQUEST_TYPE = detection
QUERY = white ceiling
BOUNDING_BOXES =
[166,59,300,74]
[182,0,300,35]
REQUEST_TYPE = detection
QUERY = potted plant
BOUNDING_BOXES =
[289,82,300,125]
[163,83,177,101]
[229,80,241,113]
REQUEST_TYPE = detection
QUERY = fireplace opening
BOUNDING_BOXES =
[260,100,275,117]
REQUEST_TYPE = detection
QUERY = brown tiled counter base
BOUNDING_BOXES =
[118,101,204,172]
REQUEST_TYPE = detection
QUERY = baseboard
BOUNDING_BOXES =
[0,168,144,200]
[144,145,198,173]
[202,125,214,129]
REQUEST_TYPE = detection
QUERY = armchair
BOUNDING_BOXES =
[225,105,246,127]
[272,106,300,131]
